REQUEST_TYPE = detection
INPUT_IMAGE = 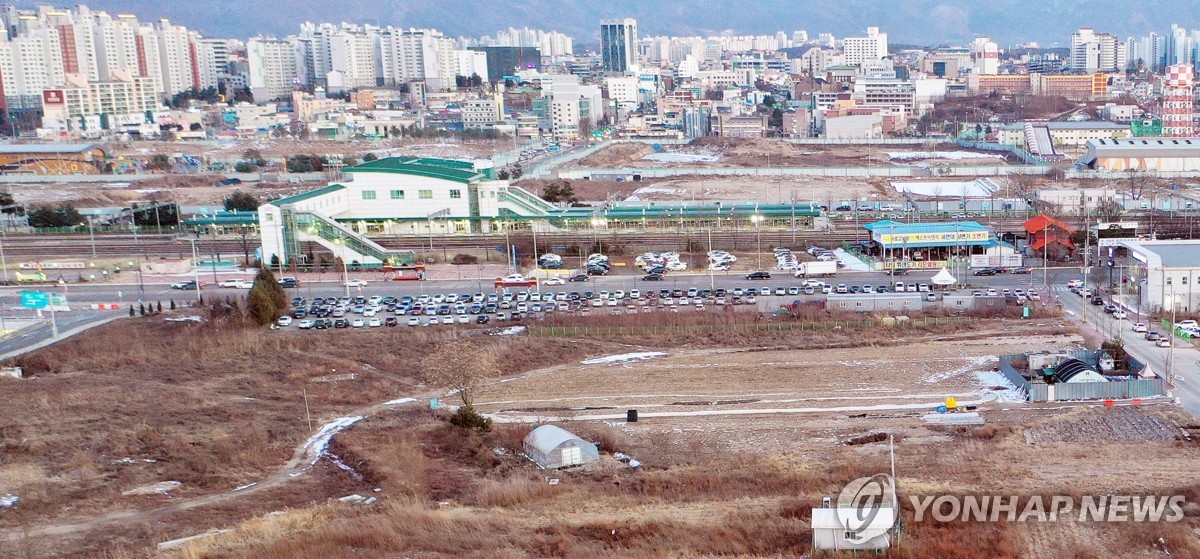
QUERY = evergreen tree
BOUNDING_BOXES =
[246,267,288,326]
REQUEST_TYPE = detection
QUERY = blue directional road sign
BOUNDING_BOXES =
[20,291,48,309]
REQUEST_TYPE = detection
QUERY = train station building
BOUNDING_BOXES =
[862,220,1015,270]
[257,156,824,266]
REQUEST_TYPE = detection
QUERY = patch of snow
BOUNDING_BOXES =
[641,152,721,163]
[921,356,992,384]
[832,249,872,272]
[975,370,1026,403]
[338,494,376,505]
[886,151,1005,161]
[302,416,365,466]
[493,447,511,456]
[0,494,18,507]
[232,482,257,492]
[382,397,416,406]
[122,481,182,496]
[625,186,686,201]
[581,352,668,365]
[165,315,203,323]
[491,326,527,336]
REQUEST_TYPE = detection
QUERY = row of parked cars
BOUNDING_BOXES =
[972,266,1031,276]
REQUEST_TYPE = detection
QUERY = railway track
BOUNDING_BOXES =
[5,215,1197,259]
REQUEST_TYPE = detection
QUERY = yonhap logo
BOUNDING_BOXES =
[836,474,899,543]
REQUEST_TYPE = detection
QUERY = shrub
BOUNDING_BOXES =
[451,253,479,265]
[449,406,492,433]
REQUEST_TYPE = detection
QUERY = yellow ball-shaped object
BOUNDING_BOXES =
[945,396,958,409]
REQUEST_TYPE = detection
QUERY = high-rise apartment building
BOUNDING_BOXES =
[1069,27,1125,73]
[600,18,638,73]
[247,37,298,103]
[842,27,888,66]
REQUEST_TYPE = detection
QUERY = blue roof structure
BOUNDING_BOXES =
[864,220,989,234]
[864,220,994,249]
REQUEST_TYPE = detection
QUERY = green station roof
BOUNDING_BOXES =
[346,157,483,184]
[270,184,346,206]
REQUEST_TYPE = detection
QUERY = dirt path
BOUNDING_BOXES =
[0,351,607,544]
[0,396,424,542]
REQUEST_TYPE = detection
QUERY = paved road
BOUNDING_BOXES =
[1058,287,1200,418]
[0,268,1057,304]
[0,310,122,360]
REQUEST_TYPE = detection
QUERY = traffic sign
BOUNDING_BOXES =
[20,291,48,309]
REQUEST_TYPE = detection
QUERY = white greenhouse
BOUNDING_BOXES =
[523,425,600,469]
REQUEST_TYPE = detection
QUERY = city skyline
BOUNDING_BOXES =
[8,0,1200,47]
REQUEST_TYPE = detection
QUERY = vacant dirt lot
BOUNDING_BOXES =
[575,138,1019,169]
[5,315,1200,559]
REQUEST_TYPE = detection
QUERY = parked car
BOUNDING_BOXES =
[276,316,293,327]
[1157,338,1172,347]
[1090,296,1105,306]
[1145,331,1161,341]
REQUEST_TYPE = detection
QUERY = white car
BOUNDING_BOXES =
[368,317,382,327]
[1175,320,1199,330]
[344,279,368,287]
[1157,338,1172,348]
[351,318,365,328]
[297,319,315,329]
[457,315,470,324]
[218,278,253,289]
[542,277,565,286]
[1112,310,1127,320]
[407,317,421,326]
[1132,322,1148,333]
[276,316,293,327]
[441,316,454,324]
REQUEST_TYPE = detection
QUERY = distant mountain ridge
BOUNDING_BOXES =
[32,0,1200,46]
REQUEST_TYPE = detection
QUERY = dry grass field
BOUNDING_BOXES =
[3,313,1200,558]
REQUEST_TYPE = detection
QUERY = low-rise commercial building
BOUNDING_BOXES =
[1118,239,1200,313]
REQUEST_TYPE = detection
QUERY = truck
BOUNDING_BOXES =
[793,261,838,277]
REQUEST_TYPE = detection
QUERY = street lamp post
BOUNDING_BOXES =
[85,216,96,257]
[188,237,202,303]
[751,214,764,270]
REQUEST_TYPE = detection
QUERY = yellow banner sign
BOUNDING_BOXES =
[880,260,946,270]
[878,231,989,244]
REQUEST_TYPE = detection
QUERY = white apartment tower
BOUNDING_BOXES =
[382,28,455,91]
[248,37,298,103]
[329,31,376,89]
[842,27,888,66]
[1070,27,1124,73]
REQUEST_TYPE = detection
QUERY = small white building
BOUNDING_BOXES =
[1119,239,1200,313]
[523,425,599,469]
[811,505,895,551]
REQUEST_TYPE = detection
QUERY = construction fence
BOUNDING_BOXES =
[999,350,1165,402]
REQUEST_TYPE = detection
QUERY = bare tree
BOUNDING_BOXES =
[420,340,500,407]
